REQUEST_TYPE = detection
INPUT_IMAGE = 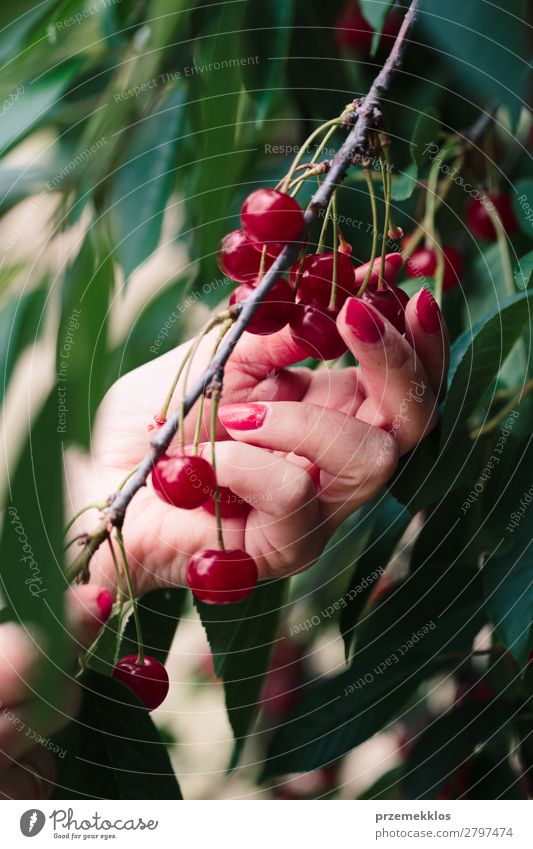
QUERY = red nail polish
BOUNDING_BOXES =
[96,590,113,623]
[416,288,442,334]
[345,298,385,343]
[218,403,268,430]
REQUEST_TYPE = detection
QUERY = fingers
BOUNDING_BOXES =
[336,296,440,454]
[65,584,114,651]
[199,440,324,579]
[404,288,449,400]
[0,747,57,800]
[217,401,398,526]
[231,324,311,377]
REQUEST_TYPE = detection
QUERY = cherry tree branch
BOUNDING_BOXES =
[67,0,420,581]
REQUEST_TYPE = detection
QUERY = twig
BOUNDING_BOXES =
[67,0,420,580]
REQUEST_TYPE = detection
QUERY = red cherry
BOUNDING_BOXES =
[290,300,348,360]
[112,655,169,711]
[362,283,409,334]
[217,229,272,282]
[290,252,356,307]
[335,2,373,53]
[353,252,403,290]
[187,548,258,604]
[229,277,294,335]
[466,193,518,241]
[151,454,216,509]
[241,189,304,248]
[405,245,463,292]
[203,486,251,519]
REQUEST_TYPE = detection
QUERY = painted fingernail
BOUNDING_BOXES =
[218,403,268,430]
[345,298,385,343]
[416,288,442,334]
[96,590,113,623]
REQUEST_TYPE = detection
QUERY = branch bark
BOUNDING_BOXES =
[68,0,420,580]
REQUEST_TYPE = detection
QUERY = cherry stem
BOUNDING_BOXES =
[357,166,380,297]
[423,155,444,305]
[115,527,144,665]
[192,318,234,454]
[317,192,334,254]
[378,154,391,291]
[107,536,125,614]
[258,244,268,280]
[328,192,339,310]
[64,502,106,536]
[282,117,343,194]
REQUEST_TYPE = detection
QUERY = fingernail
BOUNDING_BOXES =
[416,288,442,334]
[345,298,385,343]
[96,590,113,623]
[218,403,268,430]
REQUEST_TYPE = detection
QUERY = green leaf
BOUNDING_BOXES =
[391,162,418,201]
[195,578,287,764]
[121,588,187,666]
[262,567,487,777]
[419,0,529,129]
[340,494,411,659]
[0,393,67,704]
[359,0,394,31]
[0,286,47,408]
[512,181,533,239]
[242,0,295,124]
[57,230,113,447]
[514,251,533,291]
[442,291,533,443]
[109,87,185,282]
[410,107,441,170]
[404,700,515,800]
[52,671,182,800]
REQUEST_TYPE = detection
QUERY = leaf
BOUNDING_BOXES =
[359,0,395,54]
[512,181,533,239]
[442,291,533,443]
[340,494,411,659]
[419,0,529,129]
[52,671,182,800]
[0,64,78,155]
[514,251,533,291]
[404,700,515,800]
[262,566,487,777]
[195,577,288,764]
[0,286,46,408]
[242,0,295,124]
[109,87,185,282]
[57,230,113,447]
[121,588,187,666]
[0,393,67,704]
[410,107,441,170]
[391,162,418,201]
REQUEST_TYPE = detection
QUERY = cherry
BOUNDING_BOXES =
[217,229,272,282]
[336,1,402,54]
[241,189,304,248]
[112,655,169,711]
[353,252,403,289]
[203,485,251,519]
[362,284,409,334]
[405,245,463,292]
[229,277,294,335]
[290,300,348,360]
[290,251,356,307]
[151,454,216,509]
[466,193,518,241]
[187,548,258,604]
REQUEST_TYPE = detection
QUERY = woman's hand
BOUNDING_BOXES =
[67,289,448,595]
[0,585,112,799]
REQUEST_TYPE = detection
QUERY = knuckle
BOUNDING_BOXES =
[278,464,315,512]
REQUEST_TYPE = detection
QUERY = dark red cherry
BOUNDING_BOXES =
[290,251,356,307]
[405,245,463,292]
[187,548,258,604]
[151,454,216,509]
[217,229,272,282]
[203,486,251,519]
[336,1,402,54]
[466,193,518,241]
[290,300,348,360]
[362,283,409,334]
[353,252,403,290]
[241,189,304,247]
[112,655,169,711]
[229,277,294,335]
